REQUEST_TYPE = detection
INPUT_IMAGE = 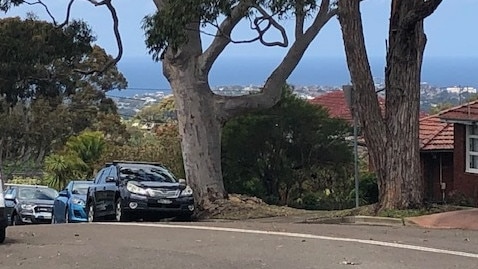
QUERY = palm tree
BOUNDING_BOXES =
[44,154,88,190]
[65,130,106,177]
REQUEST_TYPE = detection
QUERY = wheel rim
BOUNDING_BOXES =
[115,200,121,222]
[51,212,56,224]
[65,209,69,223]
[88,204,94,222]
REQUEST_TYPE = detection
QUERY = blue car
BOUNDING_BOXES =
[52,181,92,223]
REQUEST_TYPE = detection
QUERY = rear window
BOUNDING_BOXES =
[18,187,58,200]
[118,164,177,183]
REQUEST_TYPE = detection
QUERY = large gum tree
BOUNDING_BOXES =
[337,0,442,210]
[1,0,338,212]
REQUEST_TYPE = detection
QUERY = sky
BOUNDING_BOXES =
[0,0,477,88]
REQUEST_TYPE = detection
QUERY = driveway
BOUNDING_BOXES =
[1,222,478,269]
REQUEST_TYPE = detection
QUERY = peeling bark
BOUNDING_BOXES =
[338,0,441,210]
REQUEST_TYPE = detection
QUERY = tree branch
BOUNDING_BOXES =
[295,0,305,39]
[252,4,288,47]
[200,0,256,73]
[214,0,336,121]
[56,0,75,28]
[401,0,442,29]
[73,0,122,75]
[24,0,57,24]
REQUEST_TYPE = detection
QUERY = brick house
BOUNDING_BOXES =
[439,101,478,204]
[419,115,454,203]
[310,90,459,203]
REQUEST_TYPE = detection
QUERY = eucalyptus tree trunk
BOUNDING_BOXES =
[338,0,442,210]
[157,0,337,212]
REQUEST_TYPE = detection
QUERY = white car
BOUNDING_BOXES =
[0,177,7,243]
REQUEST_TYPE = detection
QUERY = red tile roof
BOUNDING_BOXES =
[419,115,454,151]
[309,90,354,122]
[439,100,478,122]
[308,90,386,123]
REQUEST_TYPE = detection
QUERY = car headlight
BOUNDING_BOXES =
[126,182,148,196]
[20,204,34,210]
[180,185,193,197]
[71,198,86,206]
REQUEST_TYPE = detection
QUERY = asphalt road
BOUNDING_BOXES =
[1,221,478,269]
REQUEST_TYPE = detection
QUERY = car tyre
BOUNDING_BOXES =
[51,210,57,224]
[65,208,70,223]
[12,213,22,226]
[87,203,97,223]
[115,199,129,222]
[0,227,5,243]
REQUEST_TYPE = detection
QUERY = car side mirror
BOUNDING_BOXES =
[59,190,68,197]
[178,178,187,190]
[4,193,14,200]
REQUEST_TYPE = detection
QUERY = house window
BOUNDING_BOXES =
[466,125,478,173]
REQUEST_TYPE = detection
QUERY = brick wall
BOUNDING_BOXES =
[452,124,478,204]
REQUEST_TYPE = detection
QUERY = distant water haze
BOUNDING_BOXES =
[112,56,478,97]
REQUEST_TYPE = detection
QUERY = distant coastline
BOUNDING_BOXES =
[110,56,478,97]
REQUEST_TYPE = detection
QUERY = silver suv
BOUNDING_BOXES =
[0,176,7,243]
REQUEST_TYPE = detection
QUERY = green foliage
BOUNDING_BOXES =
[143,0,236,59]
[44,130,107,189]
[0,17,127,168]
[65,130,106,174]
[357,172,379,205]
[429,102,454,115]
[8,175,46,185]
[222,87,354,207]
[0,17,94,103]
[0,0,23,12]
[135,96,177,123]
[97,124,185,179]
[142,0,322,60]
[44,153,89,190]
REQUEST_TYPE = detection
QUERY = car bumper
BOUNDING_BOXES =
[19,210,52,224]
[123,195,195,216]
[0,208,7,228]
[68,204,88,223]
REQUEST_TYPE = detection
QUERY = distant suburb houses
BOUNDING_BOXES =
[309,90,478,206]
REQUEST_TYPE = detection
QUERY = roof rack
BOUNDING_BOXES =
[4,183,48,188]
[110,160,165,166]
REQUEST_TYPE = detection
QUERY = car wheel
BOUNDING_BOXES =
[87,203,96,223]
[12,213,22,226]
[51,211,57,224]
[0,227,5,244]
[115,199,129,222]
[65,208,70,223]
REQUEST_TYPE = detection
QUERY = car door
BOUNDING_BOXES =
[103,167,119,216]
[3,188,16,223]
[54,182,71,223]
[90,168,109,217]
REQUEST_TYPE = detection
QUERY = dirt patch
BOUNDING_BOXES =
[203,194,307,220]
[201,195,471,223]
[201,194,377,221]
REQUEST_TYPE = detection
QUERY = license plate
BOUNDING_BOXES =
[157,199,172,204]
[35,212,52,219]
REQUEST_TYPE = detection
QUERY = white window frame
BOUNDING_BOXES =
[465,125,478,173]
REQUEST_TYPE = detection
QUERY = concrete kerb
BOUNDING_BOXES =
[301,215,414,227]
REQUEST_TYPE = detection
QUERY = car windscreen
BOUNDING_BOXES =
[18,187,59,200]
[71,183,91,195]
[119,164,177,183]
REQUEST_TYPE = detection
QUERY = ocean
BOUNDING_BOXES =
[110,56,478,97]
